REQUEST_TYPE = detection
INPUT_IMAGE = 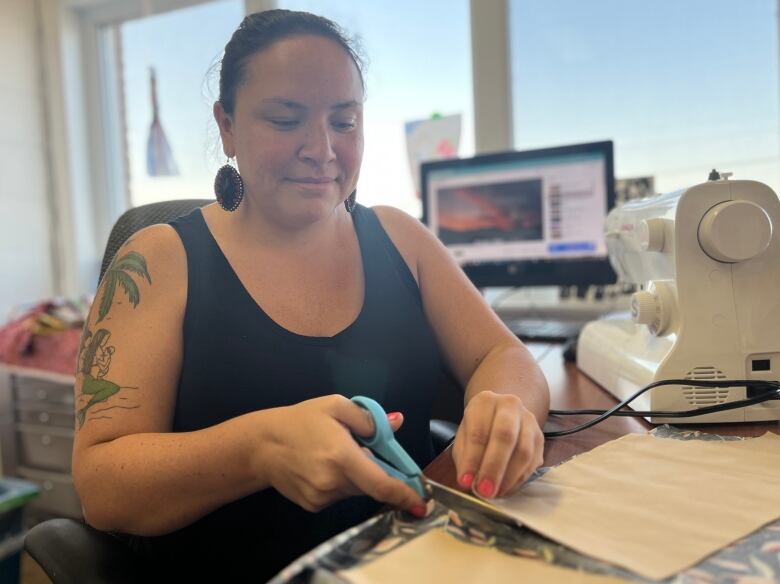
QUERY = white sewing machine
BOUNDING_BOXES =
[577,175,780,423]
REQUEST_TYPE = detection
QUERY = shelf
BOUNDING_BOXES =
[0,364,75,386]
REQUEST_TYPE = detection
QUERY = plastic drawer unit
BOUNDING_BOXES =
[0,367,82,523]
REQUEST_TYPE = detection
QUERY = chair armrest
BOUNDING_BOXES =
[430,419,458,456]
[24,518,150,584]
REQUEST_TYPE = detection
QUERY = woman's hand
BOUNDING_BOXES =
[451,391,544,499]
[261,395,426,515]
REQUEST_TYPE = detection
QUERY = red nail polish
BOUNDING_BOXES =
[459,472,474,489]
[409,504,426,518]
[386,412,401,421]
[478,478,495,498]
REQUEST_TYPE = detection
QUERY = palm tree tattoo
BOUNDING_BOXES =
[76,248,150,428]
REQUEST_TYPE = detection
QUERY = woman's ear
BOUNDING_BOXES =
[213,101,235,157]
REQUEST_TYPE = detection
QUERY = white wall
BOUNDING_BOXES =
[0,0,55,321]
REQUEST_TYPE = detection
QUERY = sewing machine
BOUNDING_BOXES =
[577,174,780,423]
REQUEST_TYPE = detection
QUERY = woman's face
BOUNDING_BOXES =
[216,35,364,226]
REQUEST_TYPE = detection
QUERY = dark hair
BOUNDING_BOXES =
[218,9,365,115]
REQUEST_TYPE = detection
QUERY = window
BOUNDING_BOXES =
[102,0,473,215]
[279,0,474,216]
[509,0,779,195]
[62,1,474,298]
[115,0,244,207]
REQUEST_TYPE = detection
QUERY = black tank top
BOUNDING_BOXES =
[135,205,452,581]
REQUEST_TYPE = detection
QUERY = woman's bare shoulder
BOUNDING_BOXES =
[371,205,434,242]
[113,222,184,256]
[372,205,441,274]
[108,223,185,274]
[371,206,429,280]
[102,223,188,303]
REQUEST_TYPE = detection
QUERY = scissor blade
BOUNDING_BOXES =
[425,479,521,528]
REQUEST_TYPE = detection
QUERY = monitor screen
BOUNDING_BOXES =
[421,141,616,288]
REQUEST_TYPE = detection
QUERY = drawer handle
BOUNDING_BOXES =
[41,435,52,446]
[42,480,53,492]
[38,412,50,424]
[36,390,48,401]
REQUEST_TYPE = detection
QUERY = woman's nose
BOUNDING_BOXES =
[299,123,336,164]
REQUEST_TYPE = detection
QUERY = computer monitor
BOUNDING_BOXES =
[421,141,616,289]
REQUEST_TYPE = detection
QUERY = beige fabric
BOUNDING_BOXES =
[493,432,780,580]
[339,528,629,583]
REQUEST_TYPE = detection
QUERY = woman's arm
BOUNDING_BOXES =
[73,224,267,534]
[73,225,424,536]
[374,206,549,497]
[77,398,422,535]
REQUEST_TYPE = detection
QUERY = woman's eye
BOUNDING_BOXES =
[269,119,299,129]
[333,120,357,132]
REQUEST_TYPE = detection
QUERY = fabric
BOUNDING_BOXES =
[339,528,630,584]
[271,428,780,584]
[492,432,780,580]
[128,204,454,582]
[0,303,81,374]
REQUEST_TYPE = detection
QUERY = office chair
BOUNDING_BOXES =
[24,197,459,582]
[96,198,212,283]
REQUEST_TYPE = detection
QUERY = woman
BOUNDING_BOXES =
[72,9,549,581]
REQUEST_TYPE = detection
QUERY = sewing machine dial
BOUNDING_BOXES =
[631,280,676,336]
[638,218,670,252]
[698,200,772,263]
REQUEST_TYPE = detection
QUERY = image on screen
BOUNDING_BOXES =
[425,147,610,268]
[421,141,615,288]
[437,179,544,245]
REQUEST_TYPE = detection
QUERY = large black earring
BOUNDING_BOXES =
[344,189,357,213]
[214,158,244,212]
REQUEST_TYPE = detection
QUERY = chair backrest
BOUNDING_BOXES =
[99,199,211,284]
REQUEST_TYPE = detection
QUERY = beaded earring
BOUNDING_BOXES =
[344,190,357,213]
[214,158,244,212]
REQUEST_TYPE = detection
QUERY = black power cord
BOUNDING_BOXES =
[544,379,780,438]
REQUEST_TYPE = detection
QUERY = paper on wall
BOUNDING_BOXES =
[404,114,461,199]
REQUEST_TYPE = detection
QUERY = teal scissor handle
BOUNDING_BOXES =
[351,396,425,498]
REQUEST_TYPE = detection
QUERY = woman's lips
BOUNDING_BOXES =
[286,177,337,194]
[288,177,336,183]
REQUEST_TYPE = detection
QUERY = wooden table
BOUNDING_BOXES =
[425,342,780,486]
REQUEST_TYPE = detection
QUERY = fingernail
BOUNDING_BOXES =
[386,412,401,421]
[363,410,375,433]
[459,472,474,489]
[409,504,427,518]
[477,478,495,498]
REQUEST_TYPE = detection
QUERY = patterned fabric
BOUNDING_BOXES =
[272,426,780,584]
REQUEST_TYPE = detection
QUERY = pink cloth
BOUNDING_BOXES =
[0,303,81,375]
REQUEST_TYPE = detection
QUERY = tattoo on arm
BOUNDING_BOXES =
[75,249,151,429]
[97,250,152,322]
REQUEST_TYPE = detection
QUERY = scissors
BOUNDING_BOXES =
[351,396,519,526]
